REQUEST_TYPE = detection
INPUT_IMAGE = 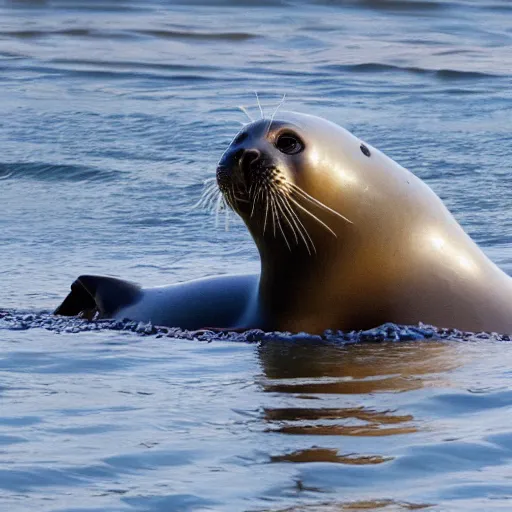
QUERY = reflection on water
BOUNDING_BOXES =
[259,340,460,383]
[262,498,432,511]
[258,340,462,465]
[271,447,392,465]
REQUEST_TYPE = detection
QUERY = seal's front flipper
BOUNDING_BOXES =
[54,275,142,319]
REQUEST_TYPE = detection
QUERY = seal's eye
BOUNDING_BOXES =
[275,133,304,155]
[234,132,247,144]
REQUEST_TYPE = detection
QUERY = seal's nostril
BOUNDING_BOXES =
[240,149,260,171]
[218,148,252,177]
[240,149,260,184]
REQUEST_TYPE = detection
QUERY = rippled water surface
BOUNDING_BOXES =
[1,0,512,510]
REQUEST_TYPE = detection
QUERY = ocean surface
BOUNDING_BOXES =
[1,0,512,510]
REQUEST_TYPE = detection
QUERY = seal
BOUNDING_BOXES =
[55,111,512,334]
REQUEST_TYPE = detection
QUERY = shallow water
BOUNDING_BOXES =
[1,0,512,510]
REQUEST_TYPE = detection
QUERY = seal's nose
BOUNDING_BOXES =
[240,149,260,183]
[218,148,260,183]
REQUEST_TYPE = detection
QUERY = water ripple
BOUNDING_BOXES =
[0,162,118,183]
[0,28,258,42]
[136,29,258,41]
[314,0,449,11]
[320,62,504,79]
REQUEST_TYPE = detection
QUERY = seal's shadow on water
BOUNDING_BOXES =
[257,339,462,455]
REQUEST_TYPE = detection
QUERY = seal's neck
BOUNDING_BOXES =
[254,235,343,329]
[241,205,355,330]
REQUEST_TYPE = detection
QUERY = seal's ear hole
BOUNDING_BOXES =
[275,133,304,155]
[234,132,248,144]
[360,143,371,157]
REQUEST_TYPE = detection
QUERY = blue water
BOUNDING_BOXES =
[1,0,512,510]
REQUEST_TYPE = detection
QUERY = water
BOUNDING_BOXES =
[1,0,512,510]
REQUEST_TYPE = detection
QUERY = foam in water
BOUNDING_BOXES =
[1,309,509,343]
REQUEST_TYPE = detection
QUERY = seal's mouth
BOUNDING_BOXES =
[216,156,288,217]
[215,147,279,214]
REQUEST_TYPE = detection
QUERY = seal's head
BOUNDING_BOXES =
[216,112,363,256]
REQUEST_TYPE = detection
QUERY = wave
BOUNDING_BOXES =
[7,1,150,13]
[3,61,232,83]
[0,28,257,42]
[25,60,497,83]
[0,162,118,183]
[320,62,502,80]
[313,0,447,10]
[136,29,257,41]
[50,58,217,74]
[1,29,111,39]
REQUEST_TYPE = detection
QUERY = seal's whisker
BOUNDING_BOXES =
[266,93,287,137]
[201,180,220,198]
[272,190,299,245]
[286,197,317,254]
[214,193,224,227]
[193,183,215,207]
[288,196,338,238]
[250,183,265,219]
[225,189,236,211]
[230,185,250,206]
[269,192,278,238]
[225,204,230,231]
[201,184,223,211]
[217,193,230,231]
[254,185,263,205]
[282,194,316,255]
[250,188,258,218]
[280,196,306,247]
[270,192,291,251]
[238,105,254,123]
[263,188,270,235]
[290,183,353,225]
[277,196,303,254]
[255,91,264,119]
[232,190,250,203]
[193,183,219,211]
[230,185,237,209]
[201,178,219,193]
[202,197,216,213]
